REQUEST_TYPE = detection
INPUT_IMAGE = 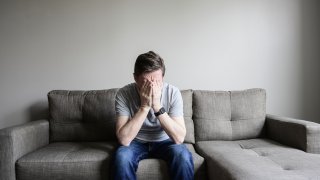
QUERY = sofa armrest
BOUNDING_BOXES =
[266,114,320,154]
[0,120,49,180]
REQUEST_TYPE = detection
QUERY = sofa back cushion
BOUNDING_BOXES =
[48,89,195,143]
[181,90,195,144]
[48,89,118,142]
[193,88,266,141]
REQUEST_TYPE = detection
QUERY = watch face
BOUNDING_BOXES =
[160,107,166,114]
[155,107,165,116]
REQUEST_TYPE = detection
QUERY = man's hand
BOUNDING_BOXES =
[151,79,163,112]
[139,80,152,109]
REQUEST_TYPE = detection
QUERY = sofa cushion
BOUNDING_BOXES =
[181,90,195,144]
[16,143,205,180]
[48,89,118,142]
[48,89,195,143]
[137,159,169,179]
[193,88,266,141]
[16,142,118,180]
[196,139,320,180]
[136,144,206,180]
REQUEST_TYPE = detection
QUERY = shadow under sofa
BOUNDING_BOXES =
[1,88,320,180]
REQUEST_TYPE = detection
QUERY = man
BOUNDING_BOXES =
[113,51,194,180]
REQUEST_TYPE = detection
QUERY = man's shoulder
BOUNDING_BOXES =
[163,82,181,93]
[116,83,138,100]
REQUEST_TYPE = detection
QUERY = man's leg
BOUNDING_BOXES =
[151,139,194,180]
[113,140,148,180]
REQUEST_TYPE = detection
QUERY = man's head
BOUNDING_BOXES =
[134,51,165,88]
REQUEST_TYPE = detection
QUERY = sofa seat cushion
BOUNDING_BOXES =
[16,143,205,180]
[196,139,320,180]
[16,142,118,180]
[136,144,207,180]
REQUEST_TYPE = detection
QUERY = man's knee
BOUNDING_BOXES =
[114,146,134,166]
[179,147,193,165]
[170,144,193,164]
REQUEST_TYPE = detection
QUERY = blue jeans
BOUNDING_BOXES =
[113,139,194,180]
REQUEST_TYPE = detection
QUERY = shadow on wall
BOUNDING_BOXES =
[28,100,49,122]
[301,0,320,122]
[0,100,48,129]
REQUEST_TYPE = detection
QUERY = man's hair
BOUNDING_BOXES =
[134,51,165,77]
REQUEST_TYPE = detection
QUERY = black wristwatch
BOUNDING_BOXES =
[154,107,166,117]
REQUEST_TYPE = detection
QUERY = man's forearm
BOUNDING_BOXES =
[117,107,150,146]
[157,113,186,144]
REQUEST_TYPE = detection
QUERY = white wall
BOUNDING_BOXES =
[0,0,319,129]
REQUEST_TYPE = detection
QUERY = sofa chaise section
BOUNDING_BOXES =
[196,115,320,180]
[196,138,320,180]
[193,89,320,180]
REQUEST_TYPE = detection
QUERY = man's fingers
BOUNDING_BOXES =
[147,82,152,94]
[142,81,147,90]
[151,84,156,97]
[149,85,153,97]
[141,80,151,92]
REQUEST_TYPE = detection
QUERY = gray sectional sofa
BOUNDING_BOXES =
[1,88,320,180]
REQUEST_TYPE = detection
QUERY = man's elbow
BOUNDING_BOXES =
[118,138,131,146]
[173,136,185,144]
[119,140,131,146]
[173,130,186,144]
[117,135,132,146]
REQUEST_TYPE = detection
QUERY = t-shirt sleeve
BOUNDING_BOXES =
[168,88,184,117]
[115,89,131,117]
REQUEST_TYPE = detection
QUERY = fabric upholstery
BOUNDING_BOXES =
[137,159,169,180]
[193,88,266,141]
[48,89,118,142]
[0,120,49,180]
[186,144,207,180]
[196,139,320,180]
[16,142,118,180]
[266,114,320,154]
[16,142,205,180]
[49,89,195,143]
[3,87,320,180]
[136,144,206,180]
[181,90,195,144]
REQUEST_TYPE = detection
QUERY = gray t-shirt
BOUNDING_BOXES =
[115,82,183,142]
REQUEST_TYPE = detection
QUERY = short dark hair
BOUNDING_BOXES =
[134,51,165,77]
